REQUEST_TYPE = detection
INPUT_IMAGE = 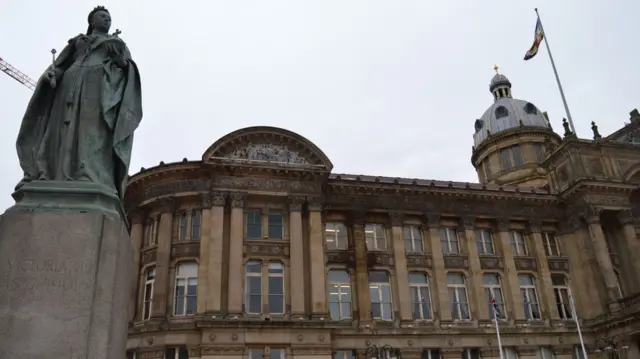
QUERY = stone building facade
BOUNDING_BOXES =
[124,72,640,359]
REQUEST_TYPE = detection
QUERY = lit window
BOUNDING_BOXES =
[165,347,189,359]
[369,271,393,321]
[179,212,188,242]
[519,274,541,320]
[245,261,262,314]
[245,210,262,239]
[268,262,285,314]
[447,273,470,320]
[552,274,572,319]
[509,231,528,256]
[328,270,352,320]
[365,224,387,251]
[440,228,460,255]
[325,222,348,250]
[142,267,155,320]
[409,273,432,320]
[268,211,283,240]
[483,274,506,320]
[543,233,560,256]
[191,209,201,241]
[404,226,424,253]
[475,229,495,255]
[174,263,198,316]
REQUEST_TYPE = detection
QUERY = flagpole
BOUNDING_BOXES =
[492,298,505,359]
[568,285,589,359]
[534,8,578,137]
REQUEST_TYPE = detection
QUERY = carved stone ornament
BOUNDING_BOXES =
[528,219,542,233]
[425,213,440,228]
[288,196,305,212]
[144,179,210,202]
[406,254,433,268]
[244,242,290,257]
[460,216,475,230]
[547,257,569,272]
[171,242,200,259]
[367,252,395,266]
[389,212,404,227]
[213,176,319,194]
[200,192,212,208]
[138,349,164,359]
[617,209,634,225]
[326,250,356,267]
[584,206,603,224]
[480,256,503,270]
[230,192,246,208]
[223,143,310,165]
[212,191,226,206]
[496,218,510,232]
[307,196,323,211]
[201,346,245,356]
[444,255,469,269]
[514,257,538,271]
[188,347,201,357]
[141,249,157,265]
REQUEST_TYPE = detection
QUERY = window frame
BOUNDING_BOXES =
[369,271,393,321]
[408,272,432,320]
[475,229,495,255]
[267,262,285,314]
[483,273,506,320]
[178,212,189,242]
[551,274,572,320]
[440,228,460,255]
[447,273,470,320]
[328,269,352,320]
[519,274,541,320]
[325,222,348,250]
[404,225,424,253]
[509,231,528,256]
[191,209,202,241]
[267,210,284,240]
[245,209,263,239]
[542,233,560,256]
[244,260,263,314]
[142,266,155,320]
[365,224,387,251]
[173,262,198,316]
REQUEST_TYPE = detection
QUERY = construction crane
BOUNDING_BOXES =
[0,57,36,91]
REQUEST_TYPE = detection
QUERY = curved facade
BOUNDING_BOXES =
[125,118,640,359]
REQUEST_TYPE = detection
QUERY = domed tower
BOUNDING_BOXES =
[471,67,563,187]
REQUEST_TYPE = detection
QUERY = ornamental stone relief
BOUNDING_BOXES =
[244,242,290,257]
[171,242,200,259]
[213,176,320,193]
[514,257,538,271]
[326,250,356,267]
[546,257,569,272]
[223,143,310,165]
[444,255,469,269]
[141,249,157,265]
[406,254,433,268]
[367,252,394,266]
[479,256,503,270]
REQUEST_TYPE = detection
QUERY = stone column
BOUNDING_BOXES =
[426,214,451,321]
[196,193,213,314]
[461,216,485,320]
[151,199,175,319]
[351,212,371,323]
[205,192,226,313]
[288,196,305,317]
[227,192,246,314]
[585,208,620,303]
[389,212,412,321]
[308,198,327,317]
[528,220,558,319]
[496,218,525,320]
[617,209,640,287]
[128,210,145,323]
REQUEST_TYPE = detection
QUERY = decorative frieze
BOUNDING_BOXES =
[155,197,176,213]
[141,248,157,265]
[326,250,356,267]
[244,241,290,257]
[138,349,164,359]
[144,179,211,201]
[514,257,538,271]
[479,256,504,270]
[547,257,570,272]
[406,254,433,268]
[214,175,320,193]
[444,254,469,269]
[201,346,245,355]
[291,347,333,355]
[171,242,200,259]
[367,252,395,266]
[307,196,323,211]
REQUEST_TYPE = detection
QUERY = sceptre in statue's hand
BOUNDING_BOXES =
[48,48,57,88]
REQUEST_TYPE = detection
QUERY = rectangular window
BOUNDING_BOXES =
[500,148,512,171]
[334,351,356,359]
[143,267,156,320]
[174,263,198,316]
[365,224,387,251]
[447,273,470,320]
[509,231,528,256]
[325,222,348,250]
[245,261,262,314]
[475,229,495,255]
[409,273,432,320]
[543,233,560,256]
[191,209,201,241]
[328,270,352,320]
[404,226,424,253]
[440,228,460,255]
[512,145,523,167]
[534,143,544,162]
[369,271,393,320]
[462,349,481,359]
[179,212,188,242]
[552,274,572,319]
[165,347,189,359]
[519,275,541,320]
[483,274,506,319]
[503,348,519,359]
[268,211,283,240]
[250,348,285,359]
[245,210,262,239]
[267,262,285,314]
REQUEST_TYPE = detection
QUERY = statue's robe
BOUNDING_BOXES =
[15,33,143,200]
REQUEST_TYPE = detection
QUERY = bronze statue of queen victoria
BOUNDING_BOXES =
[15,6,143,202]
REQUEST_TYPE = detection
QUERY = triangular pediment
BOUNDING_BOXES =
[605,109,640,145]
[202,126,333,171]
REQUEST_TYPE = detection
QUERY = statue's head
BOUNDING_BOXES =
[87,6,111,35]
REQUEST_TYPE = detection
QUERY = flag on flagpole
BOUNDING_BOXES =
[524,18,545,60]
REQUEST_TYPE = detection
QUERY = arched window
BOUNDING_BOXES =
[328,269,352,320]
[191,209,201,241]
[524,102,538,115]
[408,272,432,320]
[179,212,188,242]
[142,266,155,320]
[369,271,392,320]
[268,262,285,314]
[495,106,509,119]
[447,273,470,320]
[483,273,506,319]
[245,261,262,314]
[174,262,198,316]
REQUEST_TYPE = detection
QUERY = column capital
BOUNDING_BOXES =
[288,196,305,212]
[496,217,510,232]
[459,216,475,231]
[424,213,440,228]
[229,192,246,208]
[155,197,176,213]
[558,214,582,235]
[389,212,404,227]
[306,196,323,211]
[128,209,146,225]
[200,192,213,208]
[349,211,366,226]
[617,209,634,225]
[528,219,543,233]
[583,206,603,224]
[211,191,226,207]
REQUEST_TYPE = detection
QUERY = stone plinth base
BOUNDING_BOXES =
[0,209,132,358]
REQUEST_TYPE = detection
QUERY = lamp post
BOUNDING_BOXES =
[594,335,630,359]
[363,345,401,359]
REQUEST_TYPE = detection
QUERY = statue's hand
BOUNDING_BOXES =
[105,41,127,69]
[46,70,58,88]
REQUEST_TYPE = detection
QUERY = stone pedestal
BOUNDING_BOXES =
[0,185,132,358]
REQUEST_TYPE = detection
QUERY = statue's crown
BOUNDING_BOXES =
[93,5,106,12]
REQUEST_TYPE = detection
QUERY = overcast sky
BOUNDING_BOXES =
[1,1,638,211]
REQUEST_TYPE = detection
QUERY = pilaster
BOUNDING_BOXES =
[389,212,412,321]
[151,198,175,319]
[618,209,640,288]
[496,218,525,321]
[308,197,327,316]
[426,213,451,321]
[197,193,212,314]
[206,191,226,313]
[461,216,485,320]
[528,220,557,319]
[128,209,145,323]
[227,192,246,314]
[351,211,371,323]
[288,196,305,317]
[585,207,619,303]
